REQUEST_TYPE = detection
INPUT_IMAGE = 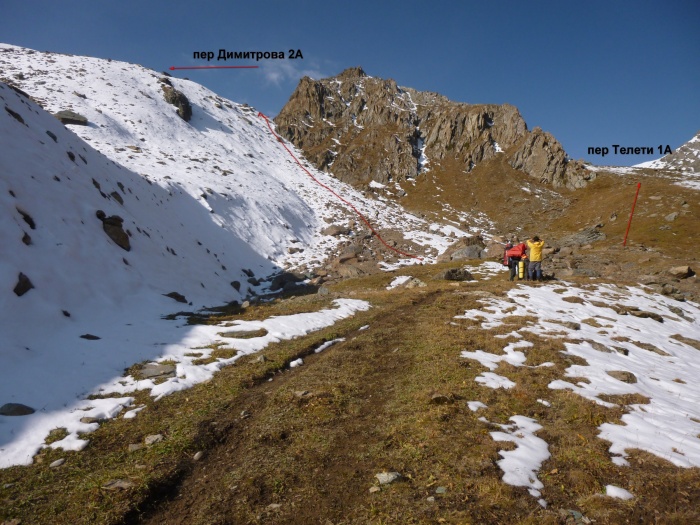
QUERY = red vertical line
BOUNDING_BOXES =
[623,182,641,246]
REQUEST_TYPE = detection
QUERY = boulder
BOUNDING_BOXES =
[137,363,176,380]
[321,225,350,237]
[450,245,483,260]
[668,266,693,279]
[270,272,303,291]
[404,278,427,289]
[482,242,506,260]
[337,264,363,278]
[606,370,637,384]
[164,292,187,303]
[435,268,474,281]
[54,110,88,125]
[13,272,33,296]
[95,210,130,251]
[0,403,35,416]
[376,472,402,485]
[437,235,486,262]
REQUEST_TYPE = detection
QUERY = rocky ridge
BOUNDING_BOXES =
[275,67,594,191]
[636,131,700,174]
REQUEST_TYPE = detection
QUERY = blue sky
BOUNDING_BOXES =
[2,0,698,166]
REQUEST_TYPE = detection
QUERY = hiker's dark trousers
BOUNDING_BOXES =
[528,261,542,281]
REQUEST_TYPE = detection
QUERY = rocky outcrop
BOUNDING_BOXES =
[275,67,593,190]
[161,84,192,122]
[509,128,593,189]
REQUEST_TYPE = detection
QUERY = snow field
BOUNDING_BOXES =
[456,277,700,501]
[0,299,369,467]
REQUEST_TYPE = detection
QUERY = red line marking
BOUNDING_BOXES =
[257,112,422,260]
[169,66,259,70]
[623,182,641,246]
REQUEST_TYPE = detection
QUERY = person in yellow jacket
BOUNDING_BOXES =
[526,236,545,281]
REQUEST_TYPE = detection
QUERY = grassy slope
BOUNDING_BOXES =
[2,262,698,525]
[403,157,698,274]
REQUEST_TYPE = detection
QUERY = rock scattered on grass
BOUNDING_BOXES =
[404,278,426,289]
[101,479,134,491]
[49,458,65,468]
[144,434,164,446]
[435,268,474,281]
[80,416,104,424]
[429,393,452,405]
[375,472,401,485]
[137,363,176,380]
[220,328,267,339]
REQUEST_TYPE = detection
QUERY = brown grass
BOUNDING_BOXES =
[1,265,699,525]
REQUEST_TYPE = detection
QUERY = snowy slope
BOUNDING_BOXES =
[634,131,700,189]
[0,44,471,269]
[0,44,482,467]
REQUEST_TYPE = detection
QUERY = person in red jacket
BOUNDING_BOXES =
[505,238,527,281]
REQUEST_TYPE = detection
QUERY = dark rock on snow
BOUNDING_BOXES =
[0,403,36,416]
[95,210,131,251]
[164,292,187,303]
[13,272,34,296]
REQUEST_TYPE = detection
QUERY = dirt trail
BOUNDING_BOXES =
[128,292,441,525]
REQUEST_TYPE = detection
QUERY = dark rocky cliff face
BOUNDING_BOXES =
[274,67,593,190]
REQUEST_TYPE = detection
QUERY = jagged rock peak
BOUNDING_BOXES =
[336,66,367,79]
[275,69,593,190]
